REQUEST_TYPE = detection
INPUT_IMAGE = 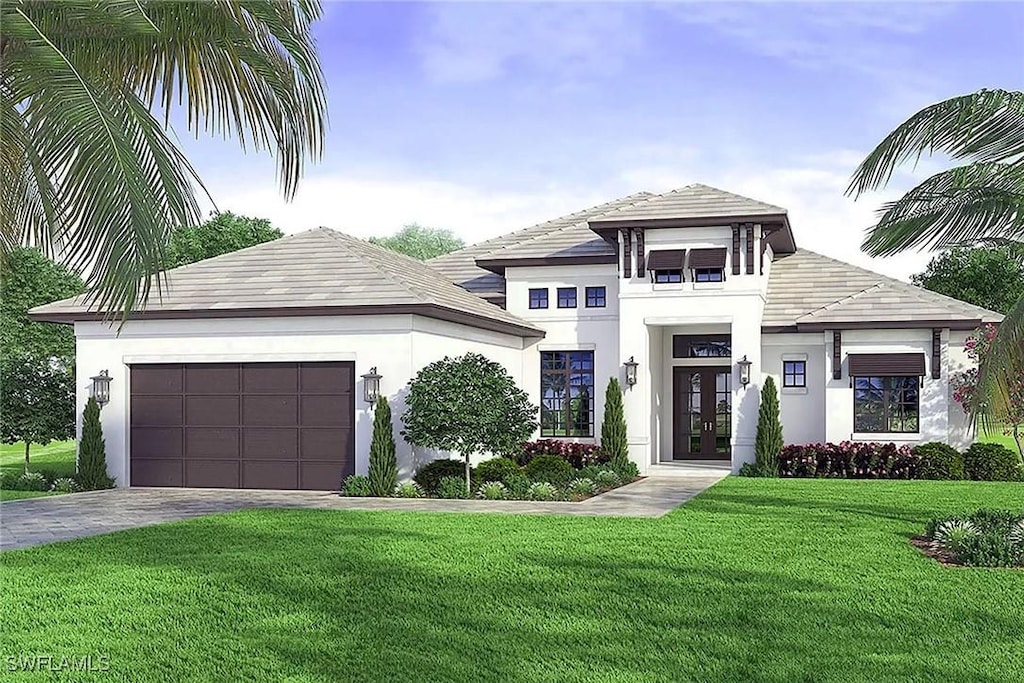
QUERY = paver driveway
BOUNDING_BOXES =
[0,476,724,551]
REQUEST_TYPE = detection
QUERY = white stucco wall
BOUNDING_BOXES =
[74,314,527,487]
[760,333,827,445]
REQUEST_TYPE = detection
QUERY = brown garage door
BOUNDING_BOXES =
[130,362,355,490]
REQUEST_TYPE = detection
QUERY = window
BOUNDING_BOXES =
[540,351,594,437]
[585,286,606,308]
[654,270,682,283]
[783,361,806,388]
[557,287,577,308]
[528,288,548,309]
[672,335,731,358]
[853,376,920,433]
[694,268,724,282]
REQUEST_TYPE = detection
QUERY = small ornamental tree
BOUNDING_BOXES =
[78,397,115,490]
[402,353,536,493]
[600,377,629,466]
[0,353,75,473]
[952,324,1024,462]
[754,376,784,475]
[367,396,398,497]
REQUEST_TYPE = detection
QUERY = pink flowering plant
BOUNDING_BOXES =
[951,324,1024,461]
[778,442,919,479]
[515,440,607,469]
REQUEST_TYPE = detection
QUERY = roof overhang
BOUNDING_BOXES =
[762,318,986,333]
[29,303,546,339]
[588,213,796,254]
[473,254,617,275]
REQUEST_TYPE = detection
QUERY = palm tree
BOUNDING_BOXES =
[1,0,326,317]
[847,88,1024,429]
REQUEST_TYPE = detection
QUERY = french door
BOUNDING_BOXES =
[672,366,731,460]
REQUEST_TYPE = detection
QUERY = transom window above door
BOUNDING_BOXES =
[672,334,731,358]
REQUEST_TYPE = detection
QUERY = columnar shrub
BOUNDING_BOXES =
[913,442,964,480]
[515,440,606,468]
[963,442,1024,481]
[367,396,398,497]
[77,397,115,490]
[754,376,783,476]
[601,377,629,467]
[524,455,573,485]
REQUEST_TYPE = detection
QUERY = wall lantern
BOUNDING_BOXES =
[738,355,752,387]
[623,356,639,388]
[361,367,382,404]
[90,369,112,407]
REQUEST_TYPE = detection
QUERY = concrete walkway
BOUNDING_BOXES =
[0,475,725,551]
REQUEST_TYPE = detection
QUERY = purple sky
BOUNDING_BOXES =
[183,1,1024,279]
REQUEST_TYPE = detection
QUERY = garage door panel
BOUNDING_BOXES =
[244,461,298,489]
[300,363,353,394]
[185,396,240,425]
[131,396,183,426]
[243,428,299,459]
[301,428,353,461]
[131,427,183,459]
[243,396,298,426]
[300,462,348,490]
[300,395,352,426]
[186,364,240,394]
[243,364,298,394]
[132,365,183,394]
[185,460,239,488]
[131,361,353,490]
[185,428,240,458]
[132,459,183,487]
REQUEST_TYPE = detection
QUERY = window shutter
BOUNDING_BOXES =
[848,353,926,377]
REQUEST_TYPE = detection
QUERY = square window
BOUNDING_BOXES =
[654,271,682,283]
[528,288,548,309]
[694,268,724,282]
[585,286,606,308]
[783,360,806,388]
[557,287,577,308]
[853,376,920,433]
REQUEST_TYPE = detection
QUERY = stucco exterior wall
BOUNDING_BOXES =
[74,314,526,487]
[760,333,827,445]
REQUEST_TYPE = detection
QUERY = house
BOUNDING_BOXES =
[30,184,1001,490]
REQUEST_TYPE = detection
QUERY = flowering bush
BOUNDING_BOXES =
[778,442,919,479]
[515,440,607,469]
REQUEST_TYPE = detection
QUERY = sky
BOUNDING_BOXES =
[182,1,1024,280]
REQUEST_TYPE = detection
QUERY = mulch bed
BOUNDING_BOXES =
[910,536,1023,570]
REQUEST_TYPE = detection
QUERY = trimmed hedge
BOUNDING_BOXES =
[516,440,607,469]
[413,459,472,495]
[778,442,918,479]
[963,443,1024,482]
[475,457,522,486]
[913,442,964,480]
[524,455,573,485]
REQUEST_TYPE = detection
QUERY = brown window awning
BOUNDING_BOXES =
[848,353,926,377]
[689,247,727,269]
[647,249,686,270]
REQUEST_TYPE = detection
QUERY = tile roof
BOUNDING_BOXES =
[764,249,1003,329]
[588,183,787,224]
[30,229,544,337]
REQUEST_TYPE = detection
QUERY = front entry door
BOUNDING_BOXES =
[672,367,731,460]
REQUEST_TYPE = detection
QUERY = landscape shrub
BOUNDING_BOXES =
[16,472,48,491]
[437,476,470,499]
[505,473,531,500]
[913,442,964,480]
[476,481,507,500]
[608,458,640,482]
[601,377,629,469]
[926,509,1024,568]
[414,459,470,495]
[393,481,423,498]
[367,396,398,497]
[963,442,1024,481]
[50,477,80,493]
[526,481,559,501]
[738,462,775,478]
[341,475,372,497]
[524,455,573,485]
[0,470,16,489]
[516,440,606,469]
[754,376,783,476]
[565,478,598,499]
[778,442,918,479]
[475,457,522,486]
[78,397,115,490]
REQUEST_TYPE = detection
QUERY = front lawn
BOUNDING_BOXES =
[3,478,1023,681]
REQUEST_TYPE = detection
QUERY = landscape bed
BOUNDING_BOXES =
[3,478,1024,682]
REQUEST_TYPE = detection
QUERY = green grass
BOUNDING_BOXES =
[3,478,1023,682]
[0,489,57,501]
[980,428,1021,454]
[0,440,76,478]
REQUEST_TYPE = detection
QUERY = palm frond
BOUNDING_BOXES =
[848,89,1024,196]
[861,162,1024,256]
[974,294,1024,431]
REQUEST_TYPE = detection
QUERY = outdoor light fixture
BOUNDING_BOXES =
[361,367,382,403]
[90,369,112,407]
[738,355,752,387]
[623,356,639,387]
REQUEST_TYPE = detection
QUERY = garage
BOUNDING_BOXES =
[130,362,355,490]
